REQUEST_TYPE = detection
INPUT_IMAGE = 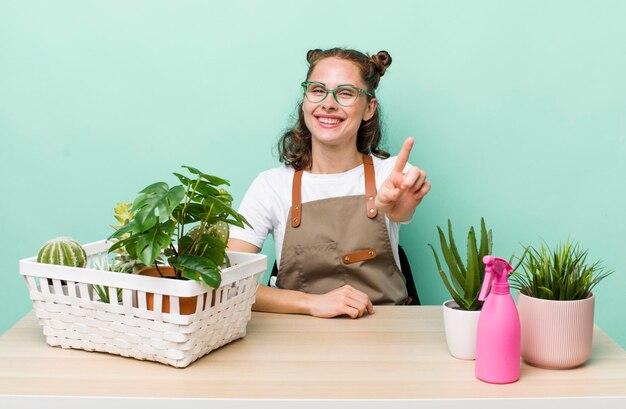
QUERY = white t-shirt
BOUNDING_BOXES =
[230,156,412,270]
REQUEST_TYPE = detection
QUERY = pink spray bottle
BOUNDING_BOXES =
[475,256,521,384]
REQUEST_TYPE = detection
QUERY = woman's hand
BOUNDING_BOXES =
[376,136,431,222]
[251,283,373,319]
[306,285,374,319]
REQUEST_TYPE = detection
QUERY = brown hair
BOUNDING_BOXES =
[277,48,393,170]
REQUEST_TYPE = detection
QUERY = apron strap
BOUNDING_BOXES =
[290,155,378,228]
[291,169,303,227]
[362,155,378,218]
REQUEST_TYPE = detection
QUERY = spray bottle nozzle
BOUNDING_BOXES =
[478,256,514,301]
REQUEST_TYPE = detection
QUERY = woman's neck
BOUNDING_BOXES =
[309,143,363,174]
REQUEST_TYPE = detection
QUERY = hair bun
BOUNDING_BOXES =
[371,50,392,76]
[306,49,323,64]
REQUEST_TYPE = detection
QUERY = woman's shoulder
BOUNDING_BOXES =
[237,164,293,215]
[245,164,295,201]
[254,164,295,183]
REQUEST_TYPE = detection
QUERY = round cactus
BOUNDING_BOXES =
[187,221,229,244]
[37,237,87,267]
[208,221,229,243]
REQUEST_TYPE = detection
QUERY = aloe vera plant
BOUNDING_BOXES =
[510,239,612,301]
[428,218,492,311]
[91,258,123,304]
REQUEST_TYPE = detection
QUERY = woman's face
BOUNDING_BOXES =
[303,57,377,150]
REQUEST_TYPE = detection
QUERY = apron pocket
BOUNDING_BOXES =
[279,241,347,294]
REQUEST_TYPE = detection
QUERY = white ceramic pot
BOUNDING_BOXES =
[442,300,481,360]
[517,292,595,369]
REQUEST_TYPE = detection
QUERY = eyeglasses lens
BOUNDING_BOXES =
[304,83,359,107]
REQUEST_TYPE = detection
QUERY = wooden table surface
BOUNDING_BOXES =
[1,306,625,407]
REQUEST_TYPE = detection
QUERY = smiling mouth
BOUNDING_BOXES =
[317,117,343,127]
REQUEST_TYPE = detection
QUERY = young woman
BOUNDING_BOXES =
[228,48,431,319]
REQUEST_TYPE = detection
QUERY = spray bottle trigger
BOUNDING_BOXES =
[479,270,493,301]
[478,255,496,301]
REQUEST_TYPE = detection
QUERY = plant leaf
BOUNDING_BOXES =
[179,233,227,264]
[428,244,468,309]
[465,227,480,303]
[170,254,222,288]
[436,225,464,294]
[201,194,251,228]
[182,166,230,186]
[447,219,467,277]
[132,184,185,231]
[93,285,110,303]
[189,180,221,199]
[478,218,489,267]
[509,240,612,300]
[108,222,134,240]
[135,220,175,266]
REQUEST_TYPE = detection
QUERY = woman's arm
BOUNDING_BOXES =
[254,284,374,318]
[227,238,261,254]
[227,238,374,318]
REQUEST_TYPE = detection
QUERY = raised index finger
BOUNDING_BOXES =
[394,137,414,173]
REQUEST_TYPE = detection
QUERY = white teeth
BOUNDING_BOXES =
[318,117,341,125]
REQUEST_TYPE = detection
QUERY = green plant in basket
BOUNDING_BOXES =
[108,202,148,274]
[108,165,251,289]
[510,239,612,301]
[91,260,123,304]
[36,237,88,286]
[93,203,149,303]
[428,218,492,311]
[37,237,87,268]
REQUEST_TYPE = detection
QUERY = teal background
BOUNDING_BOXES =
[1,1,624,348]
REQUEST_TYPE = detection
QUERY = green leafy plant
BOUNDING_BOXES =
[109,202,148,274]
[108,165,250,289]
[510,239,612,301]
[428,218,492,311]
[93,203,146,304]
[92,259,123,304]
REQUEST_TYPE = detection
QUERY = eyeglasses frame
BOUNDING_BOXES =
[301,81,374,107]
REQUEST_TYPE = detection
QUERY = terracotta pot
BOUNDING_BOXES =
[517,292,595,369]
[442,300,481,360]
[138,266,208,315]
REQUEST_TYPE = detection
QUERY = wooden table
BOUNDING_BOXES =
[1,306,625,408]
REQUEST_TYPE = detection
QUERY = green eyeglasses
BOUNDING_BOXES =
[301,81,374,107]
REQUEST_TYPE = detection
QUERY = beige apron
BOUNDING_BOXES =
[276,155,409,305]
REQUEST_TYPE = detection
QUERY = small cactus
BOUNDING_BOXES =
[37,237,87,268]
[208,221,229,243]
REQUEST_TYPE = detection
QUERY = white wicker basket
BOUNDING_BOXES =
[20,240,267,368]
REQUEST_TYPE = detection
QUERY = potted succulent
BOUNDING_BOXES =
[36,236,87,288]
[108,165,251,313]
[510,239,612,369]
[107,202,149,274]
[428,218,492,360]
[92,203,148,304]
